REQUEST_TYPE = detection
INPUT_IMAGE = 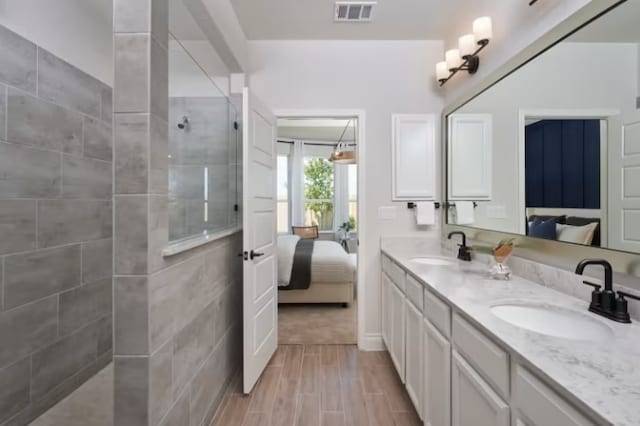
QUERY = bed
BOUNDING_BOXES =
[526,210,601,247]
[277,235,356,306]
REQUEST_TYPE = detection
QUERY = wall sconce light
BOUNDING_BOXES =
[436,16,492,86]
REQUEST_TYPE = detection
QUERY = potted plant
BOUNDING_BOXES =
[489,238,515,280]
[468,238,516,279]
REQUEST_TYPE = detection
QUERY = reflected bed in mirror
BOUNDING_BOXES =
[446,0,640,255]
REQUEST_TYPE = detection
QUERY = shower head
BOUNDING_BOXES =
[178,116,189,130]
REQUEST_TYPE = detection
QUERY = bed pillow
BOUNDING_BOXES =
[528,218,557,240]
[556,223,599,245]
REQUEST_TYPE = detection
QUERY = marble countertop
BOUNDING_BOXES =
[381,238,640,426]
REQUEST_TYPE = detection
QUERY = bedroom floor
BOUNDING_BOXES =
[210,344,421,426]
[278,301,357,344]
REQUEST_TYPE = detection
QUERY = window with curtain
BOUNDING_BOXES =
[348,164,358,230]
[277,155,289,233]
[303,157,335,231]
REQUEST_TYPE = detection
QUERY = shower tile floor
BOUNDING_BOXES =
[30,364,113,426]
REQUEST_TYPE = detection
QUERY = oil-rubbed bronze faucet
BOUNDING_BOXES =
[448,231,472,262]
[575,259,640,323]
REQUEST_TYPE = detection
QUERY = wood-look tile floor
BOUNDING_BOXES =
[211,345,421,426]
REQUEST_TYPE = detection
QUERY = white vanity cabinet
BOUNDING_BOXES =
[451,351,510,426]
[380,253,598,426]
[423,318,451,426]
[389,278,406,381]
[405,297,423,417]
[512,365,596,426]
[382,272,393,349]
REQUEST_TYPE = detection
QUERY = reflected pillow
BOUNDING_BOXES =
[528,218,557,240]
[556,223,598,245]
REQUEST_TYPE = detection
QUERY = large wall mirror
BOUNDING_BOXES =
[446,0,640,258]
[167,0,242,244]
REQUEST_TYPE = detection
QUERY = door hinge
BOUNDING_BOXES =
[234,204,239,212]
[234,121,238,130]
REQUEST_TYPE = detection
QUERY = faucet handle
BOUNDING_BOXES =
[582,280,602,291]
[617,291,640,301]
[613,291,637,323]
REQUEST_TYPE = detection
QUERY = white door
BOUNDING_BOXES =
[609,111,640,252]
[242,88,278,393]
[423,319,451,426]
[405,300,423,418]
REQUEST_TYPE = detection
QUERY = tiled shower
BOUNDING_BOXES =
[0,24,113,425]
[0,1,243,425]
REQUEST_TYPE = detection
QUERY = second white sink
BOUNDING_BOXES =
[491,302,613,341]
[410,257,455,266]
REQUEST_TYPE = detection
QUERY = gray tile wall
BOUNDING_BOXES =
[113,1,243,425]
[0,24,113,426]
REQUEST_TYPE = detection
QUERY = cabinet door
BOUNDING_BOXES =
[448,114,492,200]
[382,273,393,349]
[512,364,596,426]
[405,300,423,418]
[452,351,509,426]
[390,282,406,381]
[424,319,451,426]
[392,114,436,200]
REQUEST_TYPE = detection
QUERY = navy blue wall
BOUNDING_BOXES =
[525,119,600,209]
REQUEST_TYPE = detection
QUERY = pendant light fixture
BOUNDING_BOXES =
[330,119,357,164]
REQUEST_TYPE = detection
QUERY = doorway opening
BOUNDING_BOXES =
[275,115,361,345]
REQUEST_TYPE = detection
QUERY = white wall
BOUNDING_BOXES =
[169,40,230,98]
[442,0,591,104]
[455,42,637,233]
[0,0,113,85]
[248,40,444,343]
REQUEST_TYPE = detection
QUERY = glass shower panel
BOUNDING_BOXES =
[168,35,239,243]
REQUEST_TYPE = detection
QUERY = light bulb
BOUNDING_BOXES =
[445,49,462,71]
[459,34,476,59]
[473,17,492,44]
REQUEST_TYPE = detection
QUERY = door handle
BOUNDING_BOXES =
[250,250,265,260]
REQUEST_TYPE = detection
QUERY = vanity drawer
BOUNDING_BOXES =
[513,364,596,426]
[405,274,424,312]
[382,254,406,291]
[452,314,510,399]
[424,288,451,338]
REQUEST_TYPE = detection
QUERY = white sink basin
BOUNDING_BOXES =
[491,303,613,341]
[410,257,455,266]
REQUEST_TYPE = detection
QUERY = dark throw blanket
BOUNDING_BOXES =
[280,238,314,290]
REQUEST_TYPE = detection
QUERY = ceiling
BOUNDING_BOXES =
[230,0,489,40]
[278,118,356,142]
[567,1,640,43]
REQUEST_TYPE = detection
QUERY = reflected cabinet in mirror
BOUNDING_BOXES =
[446,0,640,255]
[167,8,242,244]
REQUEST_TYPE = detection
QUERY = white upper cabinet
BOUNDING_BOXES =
[392,114,437,200]
[448,114,493,200]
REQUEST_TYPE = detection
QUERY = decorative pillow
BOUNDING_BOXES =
[556,223,598,245]
[528,218,557,240]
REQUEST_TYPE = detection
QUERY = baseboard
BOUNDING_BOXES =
[358,332,385,351]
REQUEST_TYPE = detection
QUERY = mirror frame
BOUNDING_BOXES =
[441,0,640,282]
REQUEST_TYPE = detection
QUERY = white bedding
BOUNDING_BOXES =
[277,235,356,287]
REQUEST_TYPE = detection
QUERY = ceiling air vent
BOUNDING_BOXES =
[335,2,376,22]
